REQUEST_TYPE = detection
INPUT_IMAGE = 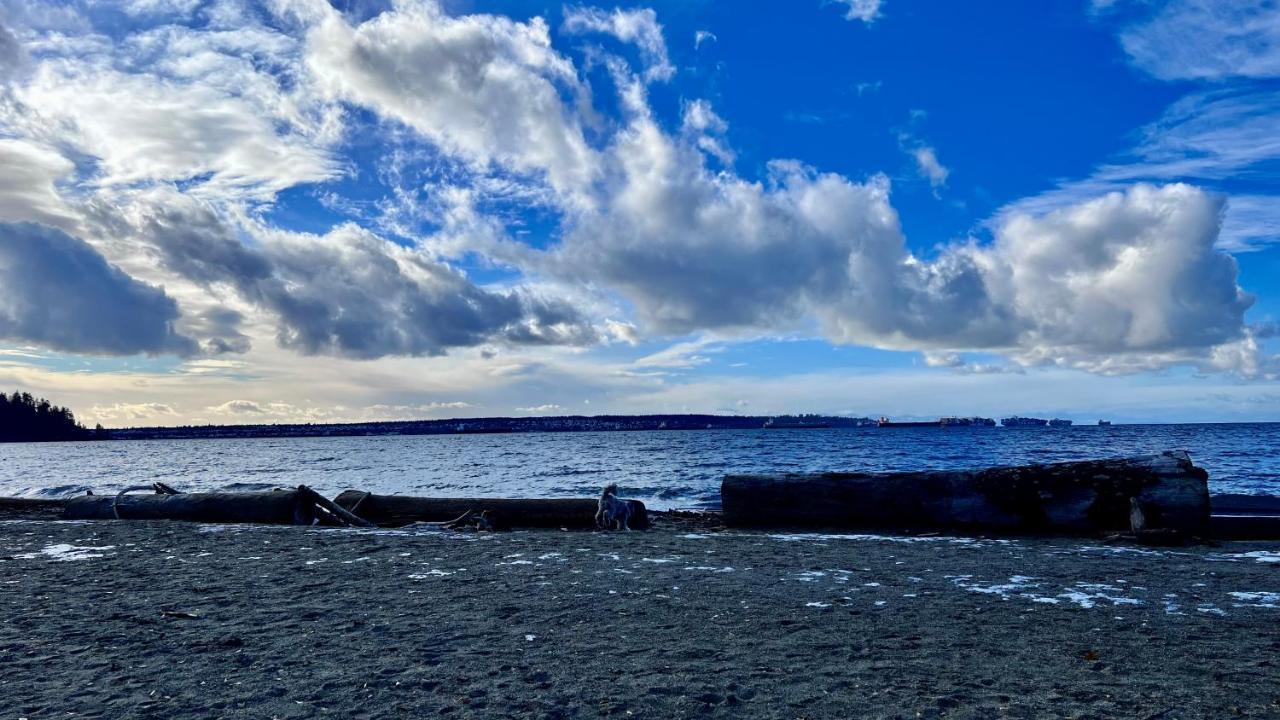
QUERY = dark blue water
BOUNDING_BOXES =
[3,423,1277,509]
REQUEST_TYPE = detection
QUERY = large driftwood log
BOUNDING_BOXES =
[332,491,649,529]
[1209,515,1280,540]
[0,497,67,521]
[63,489,313,525]
[722,450,1210,535]
[1207,493,1280,539]
[1210,493,1280,516]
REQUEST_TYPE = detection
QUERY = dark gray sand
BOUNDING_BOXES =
[2,520,1279,719]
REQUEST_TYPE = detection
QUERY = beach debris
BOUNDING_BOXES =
[160,610,199,620]
[442,509,496,531]
[294,485,377,528]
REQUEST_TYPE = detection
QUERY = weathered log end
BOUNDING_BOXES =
[722,450,1210,536]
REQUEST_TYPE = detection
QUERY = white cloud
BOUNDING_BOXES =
[131,198,601,359]
[999,90,1280,251]
[205,398,478,422]
[563,6,674,82]
[831,0,883,24]
[208,399,266,414]
[0,0,1269,392]
[634,337,722,369]
[0,139,75,227]
[304,0,598,203]
[7,34,339,200]
[909,146,948,190]
[1113,91,1280,183]
[90,402,178,421]
[515,403,563,413]
[694,30,716,49]
[1219,195,1280,252]
[959,185,1254,373]
[921,351,1023,375]
[554,92,1259,374]
[1116,0,1280,81]
[0,21,25,82]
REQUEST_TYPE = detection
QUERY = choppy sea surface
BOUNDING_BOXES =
[2,423,1277,509]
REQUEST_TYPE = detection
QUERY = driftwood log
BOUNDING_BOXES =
[1209,515,1280,540]
[1208,493,1280,540]
[63,489,316,525]
[722,450,1210,536]
[0,497,67,521]
[332,491,649,529]
[1210,493,1280,515]
[61,485,374,527]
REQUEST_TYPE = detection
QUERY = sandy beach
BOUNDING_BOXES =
[3,518,1279,719]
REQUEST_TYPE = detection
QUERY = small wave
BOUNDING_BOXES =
[529,467,604,478]
[656,486,700,499]
[218,482,283,492]
[25,484,93,498]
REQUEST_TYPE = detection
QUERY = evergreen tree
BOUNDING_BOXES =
[0,391,96,442]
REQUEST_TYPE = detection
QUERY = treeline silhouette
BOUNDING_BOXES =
[0,391,105,442]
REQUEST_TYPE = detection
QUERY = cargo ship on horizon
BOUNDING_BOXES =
[877,416,996,428]
[1001,416,1048,427]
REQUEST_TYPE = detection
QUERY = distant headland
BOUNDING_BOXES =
[1,394,1126,442]
[104,413,1111,441]
[0,391,106,443]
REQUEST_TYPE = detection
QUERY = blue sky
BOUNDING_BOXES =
[0,0,1277,425]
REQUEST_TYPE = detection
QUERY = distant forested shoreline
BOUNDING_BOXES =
[0,391,105,442]
[107,414,876,441]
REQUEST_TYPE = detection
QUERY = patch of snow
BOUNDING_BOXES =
[1229,591,1280,608]
[15,543,115,562]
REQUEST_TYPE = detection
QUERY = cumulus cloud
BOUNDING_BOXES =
[831,0,883,24]
[135,200,598,359]
[0,222,196,355]
[562,6,674,82]
[553,92,904,335]
[181,307,252,355]
[997,87,1280,252]
[209,399,266,414]
[304,0,598,202]
[552,86,1256,374]
[823,184,1254,374]
[0,0,1268,385]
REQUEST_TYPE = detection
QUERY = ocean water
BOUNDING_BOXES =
[2,423,1277,509]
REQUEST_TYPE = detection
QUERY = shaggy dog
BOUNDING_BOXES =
[595,483,633,531]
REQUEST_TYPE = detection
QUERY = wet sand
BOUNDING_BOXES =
[2,519,1279,719]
